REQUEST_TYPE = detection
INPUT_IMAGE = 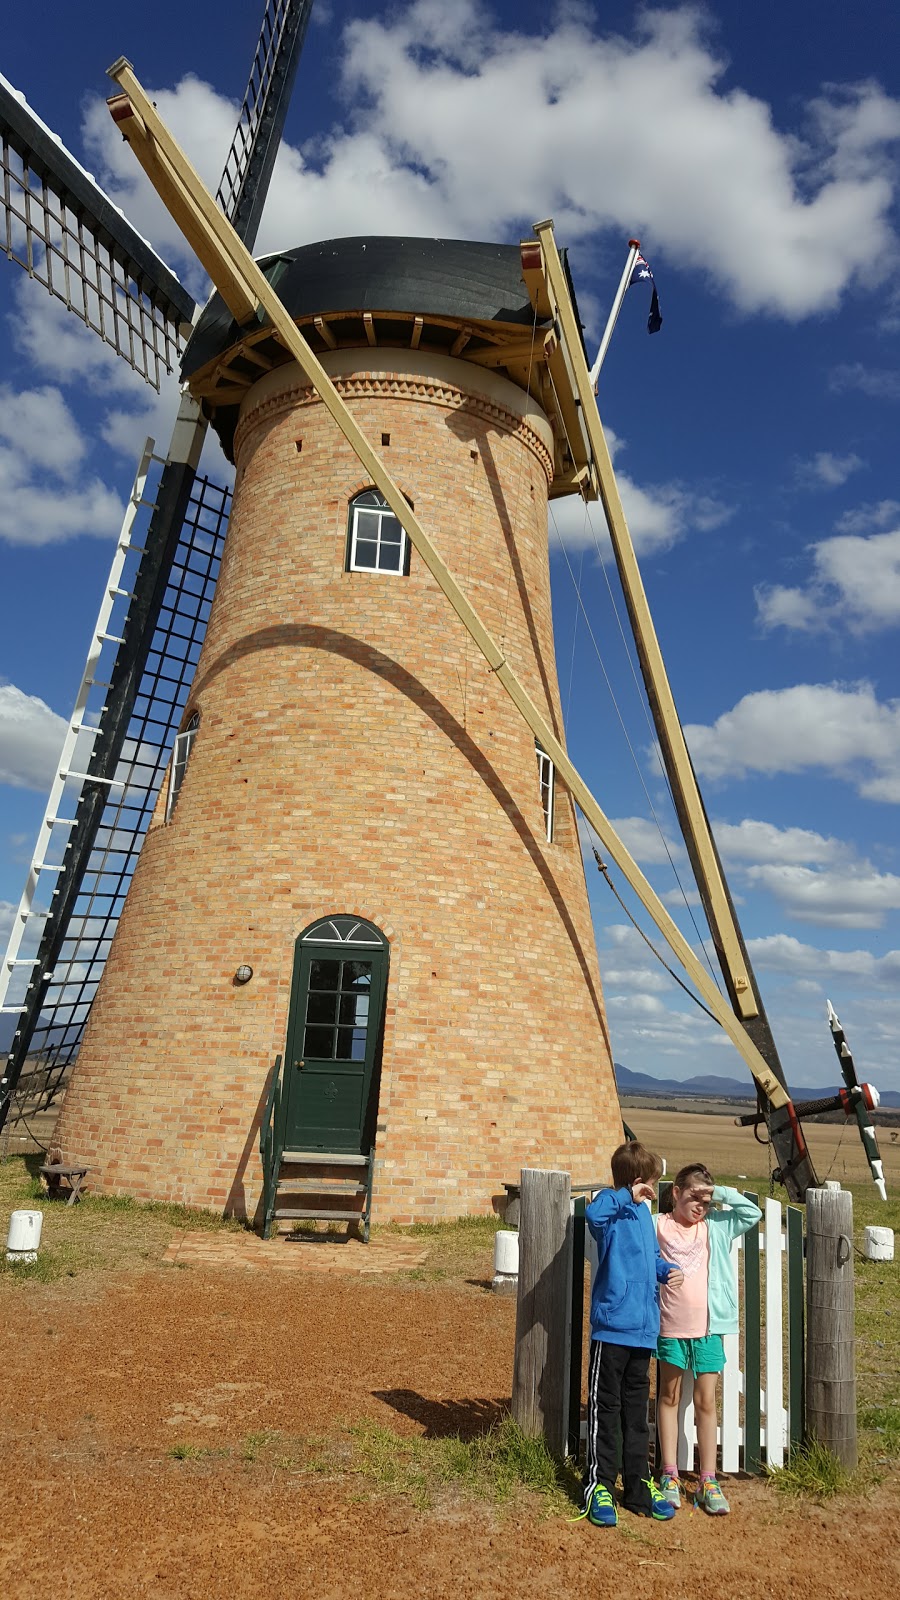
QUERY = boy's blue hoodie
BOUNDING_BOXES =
[586,1186,676,1347]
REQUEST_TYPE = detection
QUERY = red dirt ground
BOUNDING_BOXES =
[2,1248,897,1600]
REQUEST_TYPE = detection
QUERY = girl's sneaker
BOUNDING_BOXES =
[659,1471,682,1509]
[695,1476,730,1515]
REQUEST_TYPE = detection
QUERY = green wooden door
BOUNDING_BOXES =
[282,918,388,1154]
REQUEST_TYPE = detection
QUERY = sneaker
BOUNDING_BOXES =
[658,1471,682,1509]
[586,1485,619,1527]
[637,1478,676,1520]
[695,1476,730,1515]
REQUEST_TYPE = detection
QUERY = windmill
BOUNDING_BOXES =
[0,0,314,1141]
[0,19,885,1215]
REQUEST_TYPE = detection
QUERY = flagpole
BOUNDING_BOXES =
[589,237,642,390]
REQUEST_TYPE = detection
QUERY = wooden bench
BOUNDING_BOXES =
[39,1164,91,1206]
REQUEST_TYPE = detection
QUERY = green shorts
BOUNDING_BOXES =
[656,1334,725,1375]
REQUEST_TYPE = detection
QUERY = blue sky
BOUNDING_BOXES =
[2,2,899,1092]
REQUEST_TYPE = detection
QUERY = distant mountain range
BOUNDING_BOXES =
[614,1063,900,1110]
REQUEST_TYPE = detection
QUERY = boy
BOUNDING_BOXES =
[581,1141,682,1527]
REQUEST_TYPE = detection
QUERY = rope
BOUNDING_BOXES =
[591,848,719,1024]
[549,501,722,989]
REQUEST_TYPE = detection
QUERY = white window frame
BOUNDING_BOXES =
[347,489,408,576]
[166,712,199,820]
[535,740,555,842]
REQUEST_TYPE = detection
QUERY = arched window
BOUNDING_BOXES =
[346,489,409,575]
[166,711,199,820]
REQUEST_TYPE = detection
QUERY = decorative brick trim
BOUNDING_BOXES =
[235,374,554,485]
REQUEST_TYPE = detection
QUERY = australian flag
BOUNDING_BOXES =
[629,254,662,334]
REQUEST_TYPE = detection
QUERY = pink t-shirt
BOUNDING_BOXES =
[657,1213,709,1338]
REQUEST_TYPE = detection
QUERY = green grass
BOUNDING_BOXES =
[345,1415,578,1512]
[0,1154,249,1285]
[765,1439,851,1499]
[859,1405,900,1457]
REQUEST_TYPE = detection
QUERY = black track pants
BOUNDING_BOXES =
[583,1339,653,1513]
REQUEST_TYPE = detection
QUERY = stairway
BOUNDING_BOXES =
[265,1150,374,1242]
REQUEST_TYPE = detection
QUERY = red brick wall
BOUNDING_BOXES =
[55,352,622,1221]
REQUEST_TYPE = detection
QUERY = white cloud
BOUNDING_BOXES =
[748,933,900,989]
[0,683,67,790]
[684,681,900,801]
[549,428,732,556]
[757,527,900,634]
[607,815,685,867]
[794,451,864,489]
[716,818,842,867]
[744,861,900,928]
[74,6,900,326]
[835,500,900,535]
[829,363,900,400]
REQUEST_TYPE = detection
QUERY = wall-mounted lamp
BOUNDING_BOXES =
[233,964,254,985]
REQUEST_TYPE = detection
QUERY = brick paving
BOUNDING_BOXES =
[162,1228,429,1275]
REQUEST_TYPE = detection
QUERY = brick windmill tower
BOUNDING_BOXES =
[53,233,622,1226]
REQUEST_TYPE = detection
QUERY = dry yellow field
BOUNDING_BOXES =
[622,1104,900,1190]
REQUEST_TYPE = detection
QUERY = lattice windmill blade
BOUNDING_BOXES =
[216,0,315,248]
[826,999,888,1200]
[0,70,195,389]
[0,2,317,1142]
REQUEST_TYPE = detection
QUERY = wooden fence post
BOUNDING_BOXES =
[806,1188,857,1468]
[511,1168,572,1458]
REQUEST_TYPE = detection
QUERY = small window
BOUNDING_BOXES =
[347,489,409,575]
[535,740,555,842]
[166,712,199,820]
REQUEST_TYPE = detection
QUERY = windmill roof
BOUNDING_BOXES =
[181,234,583,462]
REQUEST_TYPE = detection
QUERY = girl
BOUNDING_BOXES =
[655,1164,761,1515]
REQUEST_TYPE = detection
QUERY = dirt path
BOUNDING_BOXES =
[2,1253,898,1599]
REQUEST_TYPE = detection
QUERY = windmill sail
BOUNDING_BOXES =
[0,1,316,1140]
[0,71,195,389]
[216,0,315,247]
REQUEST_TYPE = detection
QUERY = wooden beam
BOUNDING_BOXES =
[314,316,337,350]
[449,327,472,358]
[240,341,276,371]
[363,312,377,347]
[532,219,759,1024]
[106,65,258,326]
[410,316,423,350]
[108,65,787,1109]
[467,336,548,369]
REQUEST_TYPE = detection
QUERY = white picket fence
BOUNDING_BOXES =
[579,1194,804,1472]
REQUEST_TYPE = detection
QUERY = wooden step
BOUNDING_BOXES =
[274,1207,364,1222]
[276,1178,367,1195]
[280,1151,368,1166]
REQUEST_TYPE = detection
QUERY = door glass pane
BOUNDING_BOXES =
[336,1026,368,1061]
[306,992,338,1025]
[339,992,369,1026]
[303,1024,335,1058]
[309,959,341,990]
[341,961,372,991]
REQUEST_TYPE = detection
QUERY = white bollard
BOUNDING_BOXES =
[6,1209,43,1264]
[823,1180,842,1191]
[492,1228,519,1294]
[863,1225,894,1262]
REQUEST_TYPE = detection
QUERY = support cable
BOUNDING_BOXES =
[548,499,722,991]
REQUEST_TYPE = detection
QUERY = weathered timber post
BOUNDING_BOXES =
[806,1187,857,1467]
[511,1168,572,1457]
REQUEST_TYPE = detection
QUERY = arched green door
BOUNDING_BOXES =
[282,917,388,1154]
